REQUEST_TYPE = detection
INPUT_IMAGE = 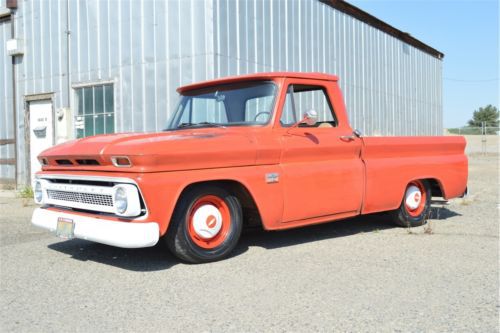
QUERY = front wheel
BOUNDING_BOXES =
[165,185,243,263]
[390,180,431,227]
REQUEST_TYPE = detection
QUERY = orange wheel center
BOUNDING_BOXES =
[404,181,427,217]
[206,215,217,229]
[187,195,232,249]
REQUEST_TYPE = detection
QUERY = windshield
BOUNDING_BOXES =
[166,81,277,130]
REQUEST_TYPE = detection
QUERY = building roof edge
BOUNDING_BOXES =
[320,0,444,59]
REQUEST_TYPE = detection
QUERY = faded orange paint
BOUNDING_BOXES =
[36,72,468,236]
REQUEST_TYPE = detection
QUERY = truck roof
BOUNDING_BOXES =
[177,72,339,93]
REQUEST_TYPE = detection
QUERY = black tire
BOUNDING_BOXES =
[390,180,431,227]
[165,185,243,263]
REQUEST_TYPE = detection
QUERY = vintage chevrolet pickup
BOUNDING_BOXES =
[32,72,468,263]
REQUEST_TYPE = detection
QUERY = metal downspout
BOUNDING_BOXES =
[10,11,18,187]
[66,0,71,111]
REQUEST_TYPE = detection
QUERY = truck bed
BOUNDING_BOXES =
[361,136,468,214]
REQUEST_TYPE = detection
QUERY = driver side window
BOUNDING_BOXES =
[280,84,337,127]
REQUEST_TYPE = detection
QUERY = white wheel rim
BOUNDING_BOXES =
[405,185,422,210]
[191,204,223,239]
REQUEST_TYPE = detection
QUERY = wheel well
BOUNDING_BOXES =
[180,180,263,228]
[424,178,444,197]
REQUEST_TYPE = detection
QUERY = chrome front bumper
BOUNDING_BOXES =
[31,208,159,248]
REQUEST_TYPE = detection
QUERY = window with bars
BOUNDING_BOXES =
[74,84,114,138]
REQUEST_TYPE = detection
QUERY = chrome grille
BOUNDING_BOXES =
[47,190,113,207]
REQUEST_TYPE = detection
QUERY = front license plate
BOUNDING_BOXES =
[56,217,75,239]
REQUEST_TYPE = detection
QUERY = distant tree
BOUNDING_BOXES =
[467,105,499,128]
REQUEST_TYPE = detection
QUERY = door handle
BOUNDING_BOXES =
[339,135,355,142]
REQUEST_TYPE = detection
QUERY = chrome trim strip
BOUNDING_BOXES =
[35,174,137,184]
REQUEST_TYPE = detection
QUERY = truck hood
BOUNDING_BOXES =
[39,129,258,172]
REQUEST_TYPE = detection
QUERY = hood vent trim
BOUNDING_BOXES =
[55,159,73,165]
[76,159,100,166]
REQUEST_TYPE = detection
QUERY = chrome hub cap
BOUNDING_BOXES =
[405,185,422,210]
[191,204,223,239]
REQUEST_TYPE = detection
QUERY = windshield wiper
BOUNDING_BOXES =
[177,122,226,129]
[198,122,226,128]
[178,122,196,128]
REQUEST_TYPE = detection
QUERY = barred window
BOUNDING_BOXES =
[75,84,114,138]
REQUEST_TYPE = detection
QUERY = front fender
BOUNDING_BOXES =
[137,165,285,235]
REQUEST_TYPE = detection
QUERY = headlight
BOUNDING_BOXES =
[114,187,128,214]
[34,181,43,204]
[113,184,141,217]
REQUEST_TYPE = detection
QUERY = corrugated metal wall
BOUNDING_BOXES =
[9,0,214,185]
[213,0,443,136]
[1,0,443,185]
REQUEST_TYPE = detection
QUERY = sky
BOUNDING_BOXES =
[349,0,499,128]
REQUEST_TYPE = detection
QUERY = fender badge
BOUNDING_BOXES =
[265,173,279,184]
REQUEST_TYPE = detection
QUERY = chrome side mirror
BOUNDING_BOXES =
[353,129,362,137]
[300,109,318,126]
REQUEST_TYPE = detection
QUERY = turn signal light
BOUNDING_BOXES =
[111,156,132,167]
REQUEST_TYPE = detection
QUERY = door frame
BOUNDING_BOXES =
[274,78,364,223]
[24,93,55,185]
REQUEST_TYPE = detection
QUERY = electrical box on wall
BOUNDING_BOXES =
[6,39,24,56]
[55,108,73,144]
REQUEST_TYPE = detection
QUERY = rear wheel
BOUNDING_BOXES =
[166,185,243,263]
[390,180,431,227]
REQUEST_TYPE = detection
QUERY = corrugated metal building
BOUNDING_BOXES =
[0,0,444,187]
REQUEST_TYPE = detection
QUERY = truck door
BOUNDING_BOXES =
[277,80,364,222]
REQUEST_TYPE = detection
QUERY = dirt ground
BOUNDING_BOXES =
[0,135,498,332]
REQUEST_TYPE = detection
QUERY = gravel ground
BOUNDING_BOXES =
[0,137,498,332]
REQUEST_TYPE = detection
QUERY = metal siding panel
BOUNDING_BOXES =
[192,0,205,81]
[144,62,156,131]
[25,0,34,94]
[237,0,247,74]
[132,62,143,131]
[247,0,256,72]
[41,1,50,91]
[98,0,109,78]
[69,0,79,82]
[120,64,133,131]
[33,0,42,88]
[179,0,192,83]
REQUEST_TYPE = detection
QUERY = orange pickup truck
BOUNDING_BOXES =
[32,72,468,263]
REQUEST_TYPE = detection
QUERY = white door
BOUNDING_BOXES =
[29,100,54,183]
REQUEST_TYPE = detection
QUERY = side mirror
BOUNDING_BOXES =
[300,109,318,126]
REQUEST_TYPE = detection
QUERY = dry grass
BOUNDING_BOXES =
[17,187,33,199]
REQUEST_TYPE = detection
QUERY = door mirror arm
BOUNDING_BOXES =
[286,109,318,134]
